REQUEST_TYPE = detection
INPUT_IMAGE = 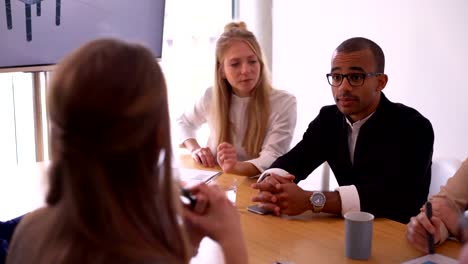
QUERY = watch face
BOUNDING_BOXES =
[312,192,326,206]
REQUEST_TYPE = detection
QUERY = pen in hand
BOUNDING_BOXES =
[425,201,435,254]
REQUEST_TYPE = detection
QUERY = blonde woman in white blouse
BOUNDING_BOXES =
[177,21,296,176]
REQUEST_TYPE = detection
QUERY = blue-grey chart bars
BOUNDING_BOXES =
[5,0,61,41]
[5,0,12,29]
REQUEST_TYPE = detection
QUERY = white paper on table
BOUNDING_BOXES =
[173,168,222,187]
[401,253,458,264]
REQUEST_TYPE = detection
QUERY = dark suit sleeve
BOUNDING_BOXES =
[270,110,328,182]
[356,115,434,223]
[0,240,6,264]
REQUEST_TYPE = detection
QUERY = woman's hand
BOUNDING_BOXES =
[183,183,247,264]
[191,147,216,167]
[406,211,442,253]
[428,196,462,237]
[217,142,238,173]
[183,184,240,241]
[182,184,209,254]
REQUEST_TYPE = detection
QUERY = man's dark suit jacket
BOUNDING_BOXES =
[270,93,434,223]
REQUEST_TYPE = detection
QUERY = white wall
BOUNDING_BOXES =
[272,0,468,161]
[237,0,273,71]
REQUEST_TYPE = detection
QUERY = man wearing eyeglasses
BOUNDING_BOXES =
[252,37,434,224]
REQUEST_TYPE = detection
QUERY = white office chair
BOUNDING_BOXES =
[428,157,462,198]
[297,162,338,191]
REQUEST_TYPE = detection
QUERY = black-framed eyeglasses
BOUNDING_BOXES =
[326,72,383,87]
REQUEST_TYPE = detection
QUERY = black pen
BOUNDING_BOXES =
[425,201,435,254]
[180,188,197,210]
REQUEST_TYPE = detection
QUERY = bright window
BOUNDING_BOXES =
[0,73,38,167]
[161,0,233,148]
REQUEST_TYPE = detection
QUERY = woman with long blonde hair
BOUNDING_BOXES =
[177,21,297,176]
[6,39,247,264]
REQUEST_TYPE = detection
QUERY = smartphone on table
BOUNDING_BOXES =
[247,204,272,215]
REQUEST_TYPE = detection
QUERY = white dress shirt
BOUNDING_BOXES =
[335,113,374,215]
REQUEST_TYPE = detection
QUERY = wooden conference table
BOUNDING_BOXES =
[0,156,461,264]
[178,155,462,264]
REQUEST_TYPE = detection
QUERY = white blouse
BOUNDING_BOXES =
[176,87,297,172]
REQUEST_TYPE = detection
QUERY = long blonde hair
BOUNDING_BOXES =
[212,21,272,157]
[46,39,191,263]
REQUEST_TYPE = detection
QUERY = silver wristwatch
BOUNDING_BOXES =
[310,191,326,213]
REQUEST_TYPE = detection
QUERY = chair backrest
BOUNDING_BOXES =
[429,158,462,198]
[321,162,331,191]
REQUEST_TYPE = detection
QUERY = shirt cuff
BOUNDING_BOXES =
[257,168,290,183]
[335,185,360,216]
[246,155,276,174]
[178,131,197,146]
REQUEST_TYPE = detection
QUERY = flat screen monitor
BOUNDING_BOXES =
[0,0,166,71]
